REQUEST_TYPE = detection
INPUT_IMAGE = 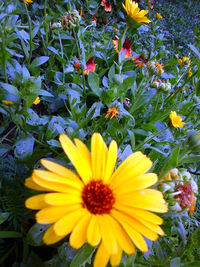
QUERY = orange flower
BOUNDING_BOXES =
[175,183,195,215]
[113,37,132,58]
[101,0,112,12]
[74,58,80,71]
[24,0,33,4]
[105,107,119,119]
[83,57,96,75]
[148,0,154,9]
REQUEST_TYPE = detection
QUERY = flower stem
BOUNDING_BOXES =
[0,25,8,83]
[23,0,32,65]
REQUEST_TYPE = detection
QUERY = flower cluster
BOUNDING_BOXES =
[159,168,198,215]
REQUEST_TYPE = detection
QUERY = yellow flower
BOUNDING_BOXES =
[122,0,151,24]
[178,59,183,66]
[24,0,33,3]
[25,133,167,267]
[188,68,192,77]
[2,100,14,105]
[182,57,191,66]
[33,97,40,105]
[156,13,163,19]
[170,111,185,128]
[105,107,119,119]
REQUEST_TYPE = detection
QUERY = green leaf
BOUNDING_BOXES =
[181,155,200,164]
[160,146,180,178]
[14,136,34,161]
[0,82,20,96]
[0,231,22,238]
[0,212,9,224]
[170,257,180,267]
[70,243,96,267]
[88,72,100,96]
[188,44,200,61]
[30,56,49,68]
[27,224,49,246]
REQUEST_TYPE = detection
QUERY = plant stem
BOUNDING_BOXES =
[0,25,8,83]
[23,0,32,64]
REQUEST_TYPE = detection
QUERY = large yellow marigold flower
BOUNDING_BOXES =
[170,111,185,128]
[123,0,151,24]
[25,133,167,267]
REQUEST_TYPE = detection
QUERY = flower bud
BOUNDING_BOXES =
[62,10,81,30]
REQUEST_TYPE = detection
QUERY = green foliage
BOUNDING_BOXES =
[0,0,200,266]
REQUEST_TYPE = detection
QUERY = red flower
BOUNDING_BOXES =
[148,0,154,9]
[175,183,194,213]
[112,37,132,58]
[132,55,148,67]
[101,0,111,12]
[78,9,85,17]
[93,12,98,22]
[84,57,96,75]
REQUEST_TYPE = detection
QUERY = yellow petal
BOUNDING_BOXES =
[113,205,163,225]
[25,194,48,210]
[111,209,158,241]
[108,215,135,255]
[97,214,118,254]
[91,133,108,180]
[25,177,49,191]
[114,189,168,213]
[54,208,87,236]
[69,212,91,249]
[36,204,81,224]
[33,170,83,190]
[40,159,80,181]
[43,224,66,245]
[44,193,81,206]
[59,134,92,184]
[74,138,91,168]
[137,218,165,236]
[32,174,79,193]
[110,152,152,190]
[103,140,118,183]
[113,173,158,195]
[111,210,148,252]
[110,247,122,267]
[87,215,101,246]
[94,242,110,267]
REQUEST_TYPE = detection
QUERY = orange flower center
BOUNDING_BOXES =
[82,180,115,214]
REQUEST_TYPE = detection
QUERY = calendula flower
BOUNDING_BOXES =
[101,0,112,12]
[25,133,167,267]
[24,0,33,4]
[156,13,163,19]
[33,97,40,105]
[113,37,132,58]
[83,57,96,75]
[123,0,151,24]
[2,100,14,105]
[169,111,185,128]
[105,107,119,119]
[148,61,164,75]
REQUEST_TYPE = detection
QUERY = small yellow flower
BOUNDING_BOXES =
[24,0,33,3]
[156,13,163,19]
[123,0,151,24]
[25,133,167,267]
[2,100,14,105]
[105,107,119,119]
[170,111,185,128]
[178,59,183,66]
[182,57,191,66]
[188,68,192,77]
[33,97,40,105]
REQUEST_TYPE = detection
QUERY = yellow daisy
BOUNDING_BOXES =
[170,111,185,128]
[25,133,167,267]
[123,0,151,24]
